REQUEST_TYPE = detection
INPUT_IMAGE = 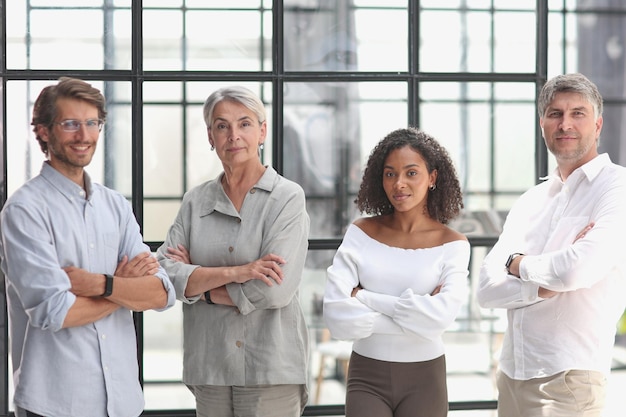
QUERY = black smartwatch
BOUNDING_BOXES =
[505,253,524,274]
[204,290,214,304]
[102,274,114,297]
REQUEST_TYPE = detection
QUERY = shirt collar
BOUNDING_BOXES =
[539,153,612,183]
[41,161,93,201]
[253,165,276,193]
[202,165,277,216]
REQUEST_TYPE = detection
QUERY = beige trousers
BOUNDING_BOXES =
[187,384,307,417]
[496,369,607,417]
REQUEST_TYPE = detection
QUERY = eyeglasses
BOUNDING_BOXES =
[56,119,104,132]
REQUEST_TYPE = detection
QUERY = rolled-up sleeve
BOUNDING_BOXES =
[229,187,310,315]
[1,203,75,332]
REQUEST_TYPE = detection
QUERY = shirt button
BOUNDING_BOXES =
[101,334,106,339]
[229,246,234,253]
[236,218,241,224]
[250,189,256,194]
[236,341,243,348]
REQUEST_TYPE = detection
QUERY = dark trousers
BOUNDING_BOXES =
[26,411,44,417]
[345,351,448,417]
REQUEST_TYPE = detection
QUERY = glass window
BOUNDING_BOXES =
[6,3,132,70]
[143,4,272,71]
[284,2,407,72]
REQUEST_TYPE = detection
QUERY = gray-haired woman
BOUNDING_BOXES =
[157,86,311,417]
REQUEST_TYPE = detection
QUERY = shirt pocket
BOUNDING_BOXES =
[102,232,121,264]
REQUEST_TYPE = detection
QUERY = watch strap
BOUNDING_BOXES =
[204,290,214,304]
[505,252,524,273]
[102,274,114,297]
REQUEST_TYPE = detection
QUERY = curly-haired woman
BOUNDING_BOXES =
[323,127,470,417]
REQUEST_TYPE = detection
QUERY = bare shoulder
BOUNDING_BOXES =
[353,216,380,231]
[352,215,388,240]
[442,225,468,244]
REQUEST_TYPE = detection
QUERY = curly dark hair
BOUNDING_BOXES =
[355,127,464,224]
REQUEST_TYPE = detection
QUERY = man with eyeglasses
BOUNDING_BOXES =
[0,77,176,417]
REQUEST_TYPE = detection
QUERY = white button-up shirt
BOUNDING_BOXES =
[478,153,626,380]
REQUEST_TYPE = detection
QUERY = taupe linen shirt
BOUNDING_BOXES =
[157,166,310,386]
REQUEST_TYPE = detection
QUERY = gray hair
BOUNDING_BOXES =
[537,73,603,119]
[202,86,266,128]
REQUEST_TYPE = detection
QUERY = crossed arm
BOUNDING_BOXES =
[62,252,168,328]
[165,243,284,306]
[505,222,594,298]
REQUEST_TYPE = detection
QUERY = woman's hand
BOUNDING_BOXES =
[234,253,286,286]
[351,284,362,297]
[430,284,442,296]
[166,244,191,264]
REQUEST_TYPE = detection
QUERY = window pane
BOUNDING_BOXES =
[143,7,270,71]
[421,9,536,73]
[421,10,479,72]
[143,297,195,410]
[493,102,536,190]
[6,4,131,70]
[143,9,184,71]
[493,12,536,73]
[185,10,270,71]
[284,1,407,72]
[143,104,184,197]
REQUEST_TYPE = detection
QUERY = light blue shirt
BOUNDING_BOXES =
[0,162,176,417]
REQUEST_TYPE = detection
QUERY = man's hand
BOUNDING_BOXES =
[64,267,103,297]
[116,252,159,277]
[535,223,594,300]
[574,222,594,242]
[66,252,159,298]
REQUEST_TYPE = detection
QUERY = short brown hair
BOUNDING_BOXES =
[31,77,107,155]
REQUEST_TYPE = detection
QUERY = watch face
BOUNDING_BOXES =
[506,253,522,269]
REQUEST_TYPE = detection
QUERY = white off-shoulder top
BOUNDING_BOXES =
[323,224,470,362]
